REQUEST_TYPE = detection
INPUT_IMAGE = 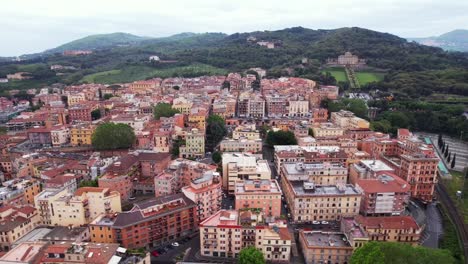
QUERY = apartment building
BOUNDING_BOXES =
[182,171,222,221]
[355,173,410,216]
[0,205,40,251]
[39,187,121,227]
[288,98,309,117]
[67,93,86,106]
[355,215,422,245]
[282,179,361,222]
[330,110,370,129]
[179,128,205,159]
[274,146,348,175]
[50,125,70,147]
[311,123,345,139]
[349,159,394,184]
[89,214,118,244]
[221,153,271,194]
[232,124,260,140]
[172,97,193,114]
[234,179,282,217]
[200,210,291,261]
[70,123,95,146]
[299,230,353,264]
[112,193,198,249]
[0,178,41,206]
[220,138,263,153]
[280,162,348,186]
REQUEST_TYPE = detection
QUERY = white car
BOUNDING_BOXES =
[171,242,179,247]
[321,221,329,225]
[312,221,320,225]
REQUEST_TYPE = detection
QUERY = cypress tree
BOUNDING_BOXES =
[451,153,456,169]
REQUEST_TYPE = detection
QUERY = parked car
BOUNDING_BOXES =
[171,242,180,247]
[151,250,159,257]
[321,221,329,225]
[312,221,320,225]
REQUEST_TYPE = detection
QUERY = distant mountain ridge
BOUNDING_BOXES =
[44,32,152,54]
[408,29,468,52]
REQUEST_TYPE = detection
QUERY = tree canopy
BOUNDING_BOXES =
[350,242,455,264]
[206,115,227,150]
[92,122,136,150]
[238,246,265,264]
[266,130,297,146]
[153,103,180,120]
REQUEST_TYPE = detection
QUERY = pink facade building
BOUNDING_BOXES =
[234,179,282,217]
[182,171,222,221]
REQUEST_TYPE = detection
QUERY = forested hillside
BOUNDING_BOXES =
[1,27,467,97]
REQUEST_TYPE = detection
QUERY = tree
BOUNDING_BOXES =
[252,80,261,91]
[238,246,265,264]
[308,128,314,137]
[171,137,185,157]
[447,152,452,163]
[437,134,442,148]
[444,145,449,158]
[266,130,297,146]
[153,103,180,120]
[212,151,222,163]
[222,80,230,90]
[98,88,103,100]
[172,85,180,90]
[451,153,456,169]
[79,179,98,188]
[206,115,227,150]
[92,123,136,150]
[350,242,455,264]
[91,109,101,120]
[103,94,113,100]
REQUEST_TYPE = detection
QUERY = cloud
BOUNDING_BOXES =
[0,0,467,56]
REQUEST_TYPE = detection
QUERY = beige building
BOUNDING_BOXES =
[67,93,86,106]
[330,110,369,129]
[172,97,193,114]
[50,125,70,147]
[288,99,309,117]
[281,162,348,186]
[213,97,237,118]
[282,179,361,223]
[35,187,121,227]
[299,230,354,264]
[0,205,40,251]
[220,138,262,153]
[232,124,260,140]
[221,153,271,194]
[179,128,205,159]
[200,210,291,261]
[311,123,345,138]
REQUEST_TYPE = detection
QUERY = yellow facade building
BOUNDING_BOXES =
[70,124,96,146]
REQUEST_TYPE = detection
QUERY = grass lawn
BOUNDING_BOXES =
[441,170,468,223]
[355,72,385,85]
[439,204,465,264]
[81,64,228,84]
[322,68,348,82]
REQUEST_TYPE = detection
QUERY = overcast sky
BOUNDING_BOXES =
[1,0,467,56]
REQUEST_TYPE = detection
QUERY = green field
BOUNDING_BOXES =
[355,72,385,85]
[322,68,348,82]
[81,64,228,84]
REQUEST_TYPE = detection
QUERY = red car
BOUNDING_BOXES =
[151,250,159,257]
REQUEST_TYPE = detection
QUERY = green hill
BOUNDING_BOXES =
[1,27,468,98]
[45,32,152,53]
